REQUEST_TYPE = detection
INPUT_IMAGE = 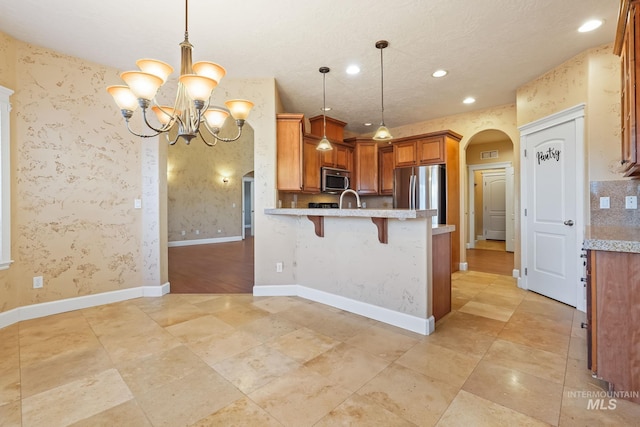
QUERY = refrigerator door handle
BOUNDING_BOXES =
[410,174,416,210]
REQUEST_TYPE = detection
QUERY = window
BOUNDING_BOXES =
[0,85,13,269]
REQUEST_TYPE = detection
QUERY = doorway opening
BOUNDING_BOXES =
[465,130,515,276]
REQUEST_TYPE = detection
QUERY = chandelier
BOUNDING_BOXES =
[106,0,253,146]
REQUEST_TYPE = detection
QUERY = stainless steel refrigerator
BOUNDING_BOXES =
[393,164,446,225]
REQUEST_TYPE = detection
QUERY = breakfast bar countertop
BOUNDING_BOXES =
[264,208,437,219]
[583,225,640,253]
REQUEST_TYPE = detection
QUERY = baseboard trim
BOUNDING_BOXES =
[0,282,170,330]
[168,236,242,247]
[253,284,435,335]
[459,262,468,271]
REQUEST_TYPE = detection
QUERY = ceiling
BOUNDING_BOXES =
[0,0,620,135]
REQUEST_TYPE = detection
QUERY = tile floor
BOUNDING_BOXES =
[1,270,639,426]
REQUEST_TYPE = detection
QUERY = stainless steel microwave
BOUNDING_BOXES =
[321,167,351,193]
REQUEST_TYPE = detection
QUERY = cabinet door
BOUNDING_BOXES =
[335,145,350,170]
[303,137,321,193]
[621,9,636,172]
[321,146,336,168]
[418,136,445,164]
[379,145,394,195]
[355,141,379,195]
[276,114,303,191]
[394,140,417,167]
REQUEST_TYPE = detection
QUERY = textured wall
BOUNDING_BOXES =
[466,140,514,165]
[167,123,254,242]
[0,33,144,311]
[517,43,621,182]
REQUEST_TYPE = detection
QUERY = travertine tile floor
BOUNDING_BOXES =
[1,270,639,426]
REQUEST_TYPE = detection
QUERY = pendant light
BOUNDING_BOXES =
[373,40,393,141]
[316,66,333,151]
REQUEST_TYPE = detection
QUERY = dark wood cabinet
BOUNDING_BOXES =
[615,0,640,177]
[586,249,640,404]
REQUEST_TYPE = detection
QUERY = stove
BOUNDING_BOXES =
[308,202,339,209]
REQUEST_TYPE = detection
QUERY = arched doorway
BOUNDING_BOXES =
[464,129,515,276]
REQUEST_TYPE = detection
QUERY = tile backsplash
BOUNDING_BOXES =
[590,180,640,227]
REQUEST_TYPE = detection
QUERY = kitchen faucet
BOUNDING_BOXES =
[339,189,361,209]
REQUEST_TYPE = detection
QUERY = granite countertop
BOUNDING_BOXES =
[264,208,437,219]
[583,226,640,253]
[432,224,456,235]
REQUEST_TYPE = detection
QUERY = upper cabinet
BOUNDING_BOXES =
[277,113,353,194]
[392,131,459,168]
[378,144,394,195]
[276,113,304,191]
[615,0,640,177]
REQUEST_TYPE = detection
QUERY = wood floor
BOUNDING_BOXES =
[466,240,514,276]
[168,237,254,294]
[168,236,513,293]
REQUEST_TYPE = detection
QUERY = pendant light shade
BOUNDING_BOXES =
[317,66,333,151]
[373,40,393,141]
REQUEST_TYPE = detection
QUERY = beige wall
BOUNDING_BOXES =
[0,32,144,313]
[466,140,514,166]
[167,125,254,242]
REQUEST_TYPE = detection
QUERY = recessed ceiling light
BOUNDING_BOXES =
[463,97,476,104]
[321,107,332,111]
[346,65,361,75]
[432,69,448,78]
[363,122,372,126]
[578,19,603,33]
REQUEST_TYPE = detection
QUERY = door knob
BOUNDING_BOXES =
[564,220,574,226]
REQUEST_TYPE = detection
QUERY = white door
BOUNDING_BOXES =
[483,172,506,240]
[523,119,579,306]
[505,166,515,252]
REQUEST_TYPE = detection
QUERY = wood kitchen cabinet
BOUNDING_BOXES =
[586,249,640,404]
[392,133,448,168]
[378,144,394,195]
[276,114,323,193]
[346,137,379,195]
[277,113,304,191]
[615,0,640,177]
[432,231,452,321]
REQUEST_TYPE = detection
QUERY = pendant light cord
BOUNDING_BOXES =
[380,46,385,124]
[323,71,327,135]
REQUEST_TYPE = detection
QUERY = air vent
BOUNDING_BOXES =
[480,150,499,160]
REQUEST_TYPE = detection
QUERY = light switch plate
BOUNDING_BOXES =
[625,195,638,209]
[599,197,610,209]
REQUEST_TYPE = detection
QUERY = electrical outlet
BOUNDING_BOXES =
[134,198,142,209]
[217,229,222,233]
[599,197,610,209]
[181,230,186,236]
[195,230,200,235]
[625,195,638,209]
[276,262,283,273]
[33,276,43,289]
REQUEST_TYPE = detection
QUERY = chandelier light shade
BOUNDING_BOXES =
[373,40,393,142]
[106,0,253,146]
[316,66,333,151]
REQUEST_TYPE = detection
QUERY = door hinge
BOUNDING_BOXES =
[524,208,527,216]
[524,149,527,157]
[525,268,528,275]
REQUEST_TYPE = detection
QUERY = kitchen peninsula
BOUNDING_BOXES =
[258,207,453,335]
